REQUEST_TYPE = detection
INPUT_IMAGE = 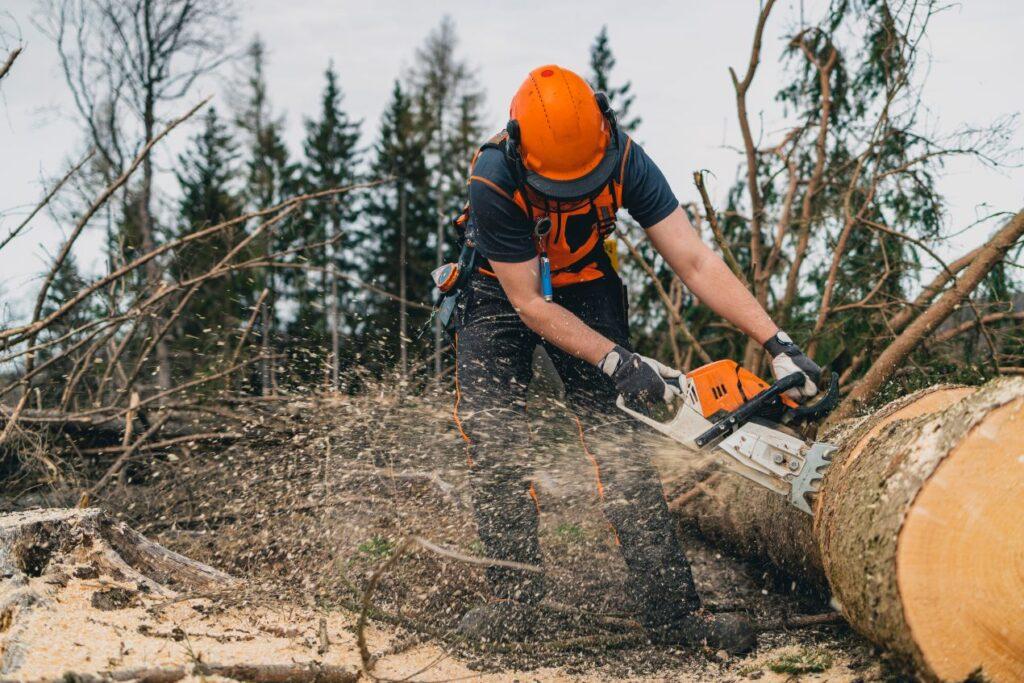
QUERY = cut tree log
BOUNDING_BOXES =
[674,378,1024,682]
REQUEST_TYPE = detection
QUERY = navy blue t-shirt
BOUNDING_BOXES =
[467,131,679,264]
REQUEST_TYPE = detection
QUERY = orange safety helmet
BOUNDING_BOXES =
[506,65,620,201]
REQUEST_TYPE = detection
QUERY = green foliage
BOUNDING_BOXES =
[358,81,435,372]
[554,522,585,544]
[588,26,640,134]
[767,648,833,674]
[169,106,251,373]
[234,37,301,392]
[358,16,484,377]
[36,254,106,402]
[357,535,396,560]
[286,63,362,379]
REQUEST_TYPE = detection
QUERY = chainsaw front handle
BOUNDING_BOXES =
[786,372,840,422]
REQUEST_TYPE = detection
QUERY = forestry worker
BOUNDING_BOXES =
[443,64,822,653]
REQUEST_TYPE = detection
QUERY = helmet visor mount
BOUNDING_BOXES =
[522,138,619,203]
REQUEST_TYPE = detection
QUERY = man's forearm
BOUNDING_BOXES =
[683,254,777,344]
[647,207,778,345]
[515,299,616,365]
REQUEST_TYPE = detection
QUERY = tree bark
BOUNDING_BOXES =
[675,378,1024,681]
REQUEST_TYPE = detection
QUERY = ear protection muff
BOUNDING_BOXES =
[504,118,524,186]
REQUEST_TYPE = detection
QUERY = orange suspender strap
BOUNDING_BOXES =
[468,175,515,203]
[574,415,604,500]
[452,333,473,469]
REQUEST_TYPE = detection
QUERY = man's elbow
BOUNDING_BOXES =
[510,296,550,333]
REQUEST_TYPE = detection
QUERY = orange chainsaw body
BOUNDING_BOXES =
[686,359,797,420]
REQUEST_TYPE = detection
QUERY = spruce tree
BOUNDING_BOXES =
[171,106,247,371]
[235,37,299,394]
[294,63,362,388]
[406,16,486,376]
[360,81,433,376]
[588,25,641,134]
[37,254,102,403]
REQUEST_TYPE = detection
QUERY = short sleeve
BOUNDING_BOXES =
[467,148,536,263]
[620,139,680,229]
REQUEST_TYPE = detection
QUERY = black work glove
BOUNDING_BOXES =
[599,345,682,406]
[763,331,822,401]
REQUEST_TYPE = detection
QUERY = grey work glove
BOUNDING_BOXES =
[764,331,821,401]
[599,345,682,406]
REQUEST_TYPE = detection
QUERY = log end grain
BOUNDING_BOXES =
[897,396,1024,682]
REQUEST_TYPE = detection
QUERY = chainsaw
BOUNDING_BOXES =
[617,360,840,515]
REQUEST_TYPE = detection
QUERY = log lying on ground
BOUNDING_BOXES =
[675,378,1024,682]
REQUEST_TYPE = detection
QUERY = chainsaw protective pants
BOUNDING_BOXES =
[454,274,701,627]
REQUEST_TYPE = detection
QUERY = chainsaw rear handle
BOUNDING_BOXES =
[694,372,804,447]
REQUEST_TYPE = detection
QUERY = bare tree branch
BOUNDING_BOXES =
[836,207,1024,420]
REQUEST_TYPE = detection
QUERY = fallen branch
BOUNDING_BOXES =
[0,46,21,82]
[933,310,1024,344]
[0,150,94,253]
[668,472,723,512]
[757,612,845,633]
[836,208,1024,419]
[24,99,210,356]
[77,413,170,507]
[79,430,242,455]
[693,171,749,287]
[617,227,712,363]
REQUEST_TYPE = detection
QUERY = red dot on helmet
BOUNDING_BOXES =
[541,69,554,77]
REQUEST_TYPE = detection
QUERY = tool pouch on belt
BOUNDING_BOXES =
[432,240,477,337]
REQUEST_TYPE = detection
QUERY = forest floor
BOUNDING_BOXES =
[2,385,896,681]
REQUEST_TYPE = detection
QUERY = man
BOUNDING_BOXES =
[451,65,821,653]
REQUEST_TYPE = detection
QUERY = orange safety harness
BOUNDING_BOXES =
[454,130,633,288]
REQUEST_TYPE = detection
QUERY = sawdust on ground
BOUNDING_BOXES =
[5,569,878,682]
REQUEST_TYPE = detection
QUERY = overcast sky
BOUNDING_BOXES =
[1,0,1022,322]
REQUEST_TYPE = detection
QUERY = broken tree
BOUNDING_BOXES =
[674,377,1024,682]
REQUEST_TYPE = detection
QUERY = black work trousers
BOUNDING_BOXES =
[453,273,700,628]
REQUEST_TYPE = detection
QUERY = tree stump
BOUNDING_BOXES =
[0,507,235,674]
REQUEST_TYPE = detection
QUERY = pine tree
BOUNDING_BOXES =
[406,16,486,376]
[170,106,247,371]
[293,63,361,388]
[37,254,103,403]
[235,36,299,394]
[588,25,641,134]
[359,81,434,377]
